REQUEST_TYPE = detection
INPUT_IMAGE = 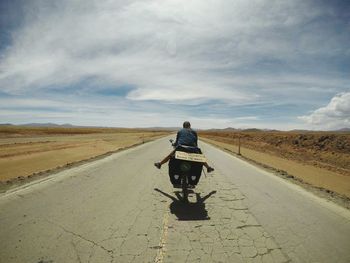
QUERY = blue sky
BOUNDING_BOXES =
[0,0,349,129]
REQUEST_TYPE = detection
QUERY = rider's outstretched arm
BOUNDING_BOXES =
[194,130,198,146]
[174,131,180,146]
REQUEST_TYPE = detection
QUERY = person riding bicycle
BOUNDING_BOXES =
[154,121,214,173]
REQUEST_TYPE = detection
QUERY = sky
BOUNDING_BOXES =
[0,0,349,130]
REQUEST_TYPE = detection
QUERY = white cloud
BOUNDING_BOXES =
[0,0,349,128]
[1,1,346,98]
[299,92,350,129]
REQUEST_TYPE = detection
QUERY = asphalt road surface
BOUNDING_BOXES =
[1,136,350,263]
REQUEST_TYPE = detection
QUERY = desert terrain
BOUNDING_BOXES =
[2,125,349,201]
[0,125,170,190]
[1,136,350,262]
[199,130,350,200]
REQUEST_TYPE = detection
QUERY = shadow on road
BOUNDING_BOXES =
[154,188,216,221]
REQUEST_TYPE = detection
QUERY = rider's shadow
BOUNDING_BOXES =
[154,188,216,221]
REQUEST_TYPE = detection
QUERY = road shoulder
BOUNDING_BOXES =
[200,138,350,210]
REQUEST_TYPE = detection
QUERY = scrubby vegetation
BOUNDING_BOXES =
[199,130,350,175]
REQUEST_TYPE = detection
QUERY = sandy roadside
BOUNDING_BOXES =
[201,137,350,206]
[0,131,169,191]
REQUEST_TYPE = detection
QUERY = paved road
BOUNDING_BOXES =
[0,136,349,263]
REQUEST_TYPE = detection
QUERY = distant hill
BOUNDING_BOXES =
[203,127,242,132]
[336,128,350,132]
[222,127,240,131]
[0,123,178,131]
[204,127,350,133]
[1,123,349,132]
[203,127,279,132]
[20,123,76,128]
[290,128,350,133]
[242,128,263,132]
[142,127,179,131]
[0,123,83,128]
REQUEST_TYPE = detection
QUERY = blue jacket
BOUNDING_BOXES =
[175,128,198,147]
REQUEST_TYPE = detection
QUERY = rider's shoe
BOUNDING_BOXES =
[154,162,161,169]
[207,166,214,173]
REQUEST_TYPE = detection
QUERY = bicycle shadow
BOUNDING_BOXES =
[154,188,217,221]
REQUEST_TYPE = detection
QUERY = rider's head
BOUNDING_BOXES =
[183,121,191,128]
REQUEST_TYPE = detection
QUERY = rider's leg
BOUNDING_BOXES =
[203,162,214,173]
[159,150,175,165]
[155,150,175,168]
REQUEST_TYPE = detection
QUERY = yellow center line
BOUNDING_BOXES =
[155,208,169,263]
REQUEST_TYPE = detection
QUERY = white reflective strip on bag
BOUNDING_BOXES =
[175,151,207,163]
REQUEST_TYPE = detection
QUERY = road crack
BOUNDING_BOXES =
[44,219,115,262]
[236,224,262,229]
[71,240,82,263]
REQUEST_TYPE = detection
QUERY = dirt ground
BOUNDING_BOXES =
[0,126,170,184]
[199,131,350,200]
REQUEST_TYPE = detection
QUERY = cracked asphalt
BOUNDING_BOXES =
[0,136,349,262]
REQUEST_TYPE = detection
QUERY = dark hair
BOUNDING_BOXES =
[183,121,191,128]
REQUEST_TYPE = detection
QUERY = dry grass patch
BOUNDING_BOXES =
[199,131,350,199]
[0,126,170,183]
